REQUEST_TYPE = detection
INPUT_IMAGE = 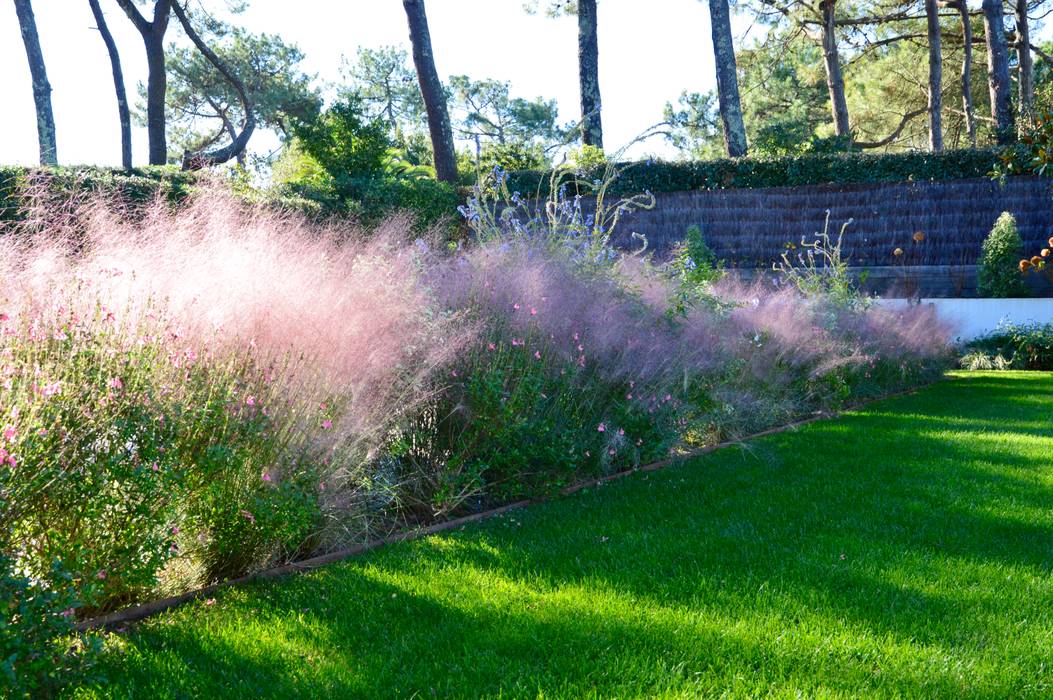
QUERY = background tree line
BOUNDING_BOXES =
[9,0,1053,193]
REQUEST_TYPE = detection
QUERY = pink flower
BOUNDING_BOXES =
[204,598,216,606]
[513,303,521,311]
[322,419,333,430]
[96,570,106,580]
[608,449,616,456]
[150,462,159,472]
[38,381,61,398]
[240,509,256,523]
[171,526,180,535]
[261,472,272,483]
[487,343,496,351]
[618,428,625,436]
[451,369,459,377]
[597,423,606,432]
[108,377,123,390]
[37,428,47,437]
[533,351,541,360]
[530,308,537,316]
[0,313,8,322]
[245,395,256,406]
[626,393,632,400]
[2,426,14,442]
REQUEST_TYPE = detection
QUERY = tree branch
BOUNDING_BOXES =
[169,0,255,169]
[853,107,926,148]
[1031,42,1053,66]
[113,0,149,33]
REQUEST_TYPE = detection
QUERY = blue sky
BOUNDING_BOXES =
[1,0,737,166]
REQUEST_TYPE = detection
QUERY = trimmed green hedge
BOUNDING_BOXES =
[0,148,1013,228]
[503,148,1004,197]
[0,166,198,225]
[0,166,332,225]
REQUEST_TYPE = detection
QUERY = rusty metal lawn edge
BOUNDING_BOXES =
[75,379,939,632]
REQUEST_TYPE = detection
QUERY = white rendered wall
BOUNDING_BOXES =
[874,298,1053,341]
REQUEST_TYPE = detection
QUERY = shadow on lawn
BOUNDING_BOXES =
[96,372,1053,698]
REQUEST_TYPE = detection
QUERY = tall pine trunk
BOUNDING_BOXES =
[950,0,976,146]
[87,0,131,169]
[708,0,747,156]
[143,30,167,164]
[1015,0,1033,112]
[819,0,851,139]
[577,0,603,149]
[116,0,171,165]
[402,0,458,183]
[13,0,56,164]
[925,0,943,151]
[982,0,1014,143]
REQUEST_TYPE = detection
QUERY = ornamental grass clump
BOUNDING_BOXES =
[0,191,461,631]
[407,241,688,513]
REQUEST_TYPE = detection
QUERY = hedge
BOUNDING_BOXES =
[502,148,1004,197]
[0,166,199,225]
[0,148,1010,228]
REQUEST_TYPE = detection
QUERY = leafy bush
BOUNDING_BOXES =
[977,212,1030,298]
[281,99,460,229]
[0,554,98,697]
[966,322,1053,370]
[667,225,726,316]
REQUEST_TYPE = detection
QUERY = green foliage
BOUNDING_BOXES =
[459,142,550,177]
[0,166,196,225]
[291,99,392,182]
[448,75,569,156]
[966,322,1053,370]
[0,555,98,697]
[283,99,458,228]
[996,105,1053,178]
[668,225,725,315]
[161,22,321,158]
[977,212,1029,298]
[503,148,1003,198]
[339,46,424,135]
[662,91,726,160]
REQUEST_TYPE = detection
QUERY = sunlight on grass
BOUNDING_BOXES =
[70,372,1053,699]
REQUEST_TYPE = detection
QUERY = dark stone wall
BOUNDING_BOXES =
[609,176,1053,269]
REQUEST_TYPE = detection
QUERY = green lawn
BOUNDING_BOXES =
[70,372,1053,699]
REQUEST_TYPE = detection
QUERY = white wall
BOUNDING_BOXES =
[875,298,1053,341]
